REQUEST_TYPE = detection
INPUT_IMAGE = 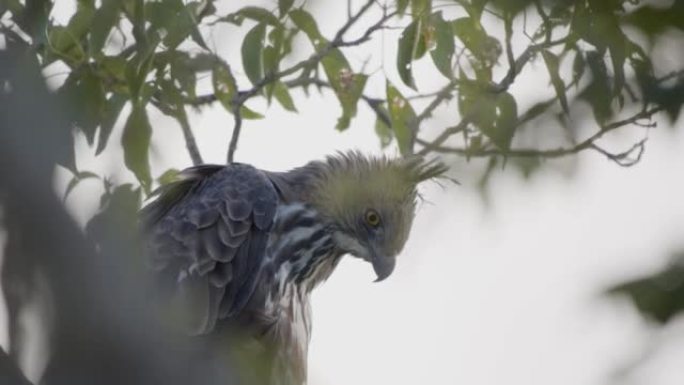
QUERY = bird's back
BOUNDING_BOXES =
[141,162,340,385]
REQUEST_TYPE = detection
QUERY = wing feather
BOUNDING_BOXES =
[142,163,278,334]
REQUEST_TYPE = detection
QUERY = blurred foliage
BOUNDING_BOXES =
[609,251,684,325]
[1,0,684,382]
[1,0,682,198]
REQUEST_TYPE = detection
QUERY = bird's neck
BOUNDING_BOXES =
[267,203,343,293]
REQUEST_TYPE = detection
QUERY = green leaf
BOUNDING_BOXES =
[331,72,368,130]
[490,92,518,150]
[579,51,612,123]
[89,0,120,56]
[278,0,294,17]
[374,106,394,148]
[220,6,279,26]
[61,68,106,145]
[290,8,366,129]
[289,8,324,44]
[242,22,267,86]
[273,81,297,112]
[121,105,152,191]
[212,59,238,111]
[96,93,127,155]
[397,0,410,15]
[157,168,180,186]
[125,34,159,101]
[411,0,432,19]
[396,18,425,89]
[429,11,454,79]
[572,51,585,86]
[458,74,518,150]
[541,50,569,114]
[452,17,500,67]
[386,83,417,155]
[240,106,265,119]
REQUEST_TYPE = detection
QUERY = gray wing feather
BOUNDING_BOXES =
[141,163,278,335]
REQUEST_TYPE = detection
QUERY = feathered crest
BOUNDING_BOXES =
[398,155,450,185]
[322,150,449,187]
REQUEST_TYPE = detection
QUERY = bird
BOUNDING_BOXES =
[140,151,446,385]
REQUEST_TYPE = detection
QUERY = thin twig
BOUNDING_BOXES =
[417,106,663,164]
[416,79,459,123]
[176,106,203,165]
[227,106,242,163]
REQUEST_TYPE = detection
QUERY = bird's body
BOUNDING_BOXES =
[141,152,445,385]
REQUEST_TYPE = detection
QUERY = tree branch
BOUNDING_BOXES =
[417,106,663,166]
[227,106,242,164]
[175,105,204,165]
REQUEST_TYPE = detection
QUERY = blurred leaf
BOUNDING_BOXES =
[125,35,159,101]
[48,7,94,66]
[386,83,416,155]
[89,0,120,56]
[541,50,569,114]
[212,59,237,111]
[121,105,152,192]
[220,6,279,26]
[212,59,263,119]
[396,18,426,89]
[572,51,585,86]
[452,17,500,67]
[411,0,432,19]
[273,81,297,112]
[396,0,410,15]
[578,51,612,123]
[491,92,518,150]
[87,184,142,245]
[278,0,294,17]
[609,254,684,324]
[240,107,264,120]
[146,0,198,49]
[62,67,106,145]
[621,1,684,38]
[289,8,324,44]
[242,22,266,86]
[374,106,394,148]
[96,93,127,155]
[459,74,518,150]
[291,8,367,129]
[429,12,454,79]
[157,168,181,186]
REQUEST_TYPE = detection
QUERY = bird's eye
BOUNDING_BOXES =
[365,209,381,227]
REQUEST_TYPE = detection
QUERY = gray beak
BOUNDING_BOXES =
[371,252,396,282]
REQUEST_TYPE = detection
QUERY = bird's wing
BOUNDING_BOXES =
[141,163,278,335]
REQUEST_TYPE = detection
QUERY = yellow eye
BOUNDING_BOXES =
[365,209,381,227]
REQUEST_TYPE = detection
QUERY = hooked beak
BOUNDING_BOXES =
[371,250,396,282]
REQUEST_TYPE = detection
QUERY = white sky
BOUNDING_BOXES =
[3,1,684,385]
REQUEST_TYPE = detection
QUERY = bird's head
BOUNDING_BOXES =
[310,152,447,281]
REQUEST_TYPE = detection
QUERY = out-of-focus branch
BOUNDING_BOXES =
[417,106,663,166]
[416,35,571,156]
[217,0,387,162]
[189,0,393,110]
